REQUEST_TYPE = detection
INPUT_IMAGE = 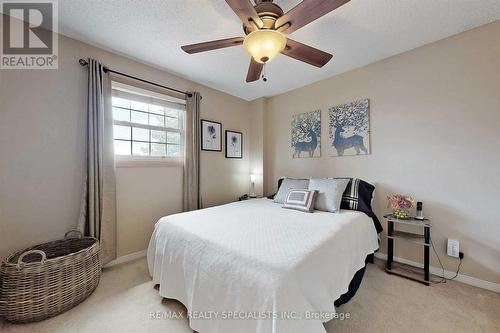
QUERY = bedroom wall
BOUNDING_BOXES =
[248,98,266,197]
[0,24,252,259]
[263,21,500,284]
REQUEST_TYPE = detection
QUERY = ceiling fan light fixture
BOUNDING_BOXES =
[243,30,286,64]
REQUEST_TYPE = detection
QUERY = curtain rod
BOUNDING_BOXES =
[78,59,193,98]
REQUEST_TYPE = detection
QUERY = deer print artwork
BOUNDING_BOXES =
[291,110,321,158]
[328,99,370,157]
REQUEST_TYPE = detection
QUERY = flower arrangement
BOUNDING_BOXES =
[387,194,415,219]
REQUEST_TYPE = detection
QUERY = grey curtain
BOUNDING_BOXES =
[77,58,117,264]
[183,92,201,211]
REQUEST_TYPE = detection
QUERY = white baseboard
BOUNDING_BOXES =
[374,253,500,293]
[104,249,147,268]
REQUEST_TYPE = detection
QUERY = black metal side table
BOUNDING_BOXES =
[384,214,431,286]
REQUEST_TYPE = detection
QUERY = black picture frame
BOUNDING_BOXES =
[225,130,243,159]
[201,119,222,152]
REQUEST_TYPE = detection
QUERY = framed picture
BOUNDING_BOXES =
[225,130,243,159]
[328,99,370,157]
[291,110,321,158]
[201,119,222,152]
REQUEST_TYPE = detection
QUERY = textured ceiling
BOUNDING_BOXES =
[56,0,500,101]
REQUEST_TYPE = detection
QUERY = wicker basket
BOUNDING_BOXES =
[0,230,101,323]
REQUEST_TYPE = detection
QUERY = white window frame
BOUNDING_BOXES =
[111,82,186,167]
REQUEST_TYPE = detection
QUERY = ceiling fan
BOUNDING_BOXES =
[181,0,350,82]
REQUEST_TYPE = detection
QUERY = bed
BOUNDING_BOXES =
[147,198,379,333]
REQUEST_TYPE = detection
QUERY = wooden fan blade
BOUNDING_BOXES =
[246,58,263,82]
[281,38,333,67]
[275,0,350,35]
[225,0,264,31]
[181,37,244,54]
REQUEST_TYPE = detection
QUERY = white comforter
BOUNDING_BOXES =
[147,199,379,333]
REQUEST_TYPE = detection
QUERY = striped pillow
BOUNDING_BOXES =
[334,177,383,234]
[282,189,318,213]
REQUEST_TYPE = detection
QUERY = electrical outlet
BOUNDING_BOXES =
[447,239,460,258]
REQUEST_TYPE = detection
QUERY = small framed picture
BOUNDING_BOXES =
[225,130,243,159]
[201,119,222,152]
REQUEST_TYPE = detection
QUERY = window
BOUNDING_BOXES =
[111,83,185,160]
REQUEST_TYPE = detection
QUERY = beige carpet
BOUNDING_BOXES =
[1,258,498,333]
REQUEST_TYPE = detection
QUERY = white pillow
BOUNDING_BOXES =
[273,178,310,204]
[308,178,350,212]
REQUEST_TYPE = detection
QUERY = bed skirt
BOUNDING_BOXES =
[334,253,374,307]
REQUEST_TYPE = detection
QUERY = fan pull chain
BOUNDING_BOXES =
[262,63,268,82]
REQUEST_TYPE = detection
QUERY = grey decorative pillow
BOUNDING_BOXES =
[308,178,350,213]
[273,177,310,204]
[283,189,318,213]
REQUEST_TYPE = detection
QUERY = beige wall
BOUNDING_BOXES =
[0,30,253,259]
[1,15,499,285]
[248,98,266,197]
[115,166,182,256]
[263,21,500,284]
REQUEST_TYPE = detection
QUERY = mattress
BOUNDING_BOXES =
[147,198,379,333]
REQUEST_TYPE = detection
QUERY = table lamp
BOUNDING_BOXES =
[250,174,256,198]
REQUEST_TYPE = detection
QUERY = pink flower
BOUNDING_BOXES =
[387,194,415,209]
